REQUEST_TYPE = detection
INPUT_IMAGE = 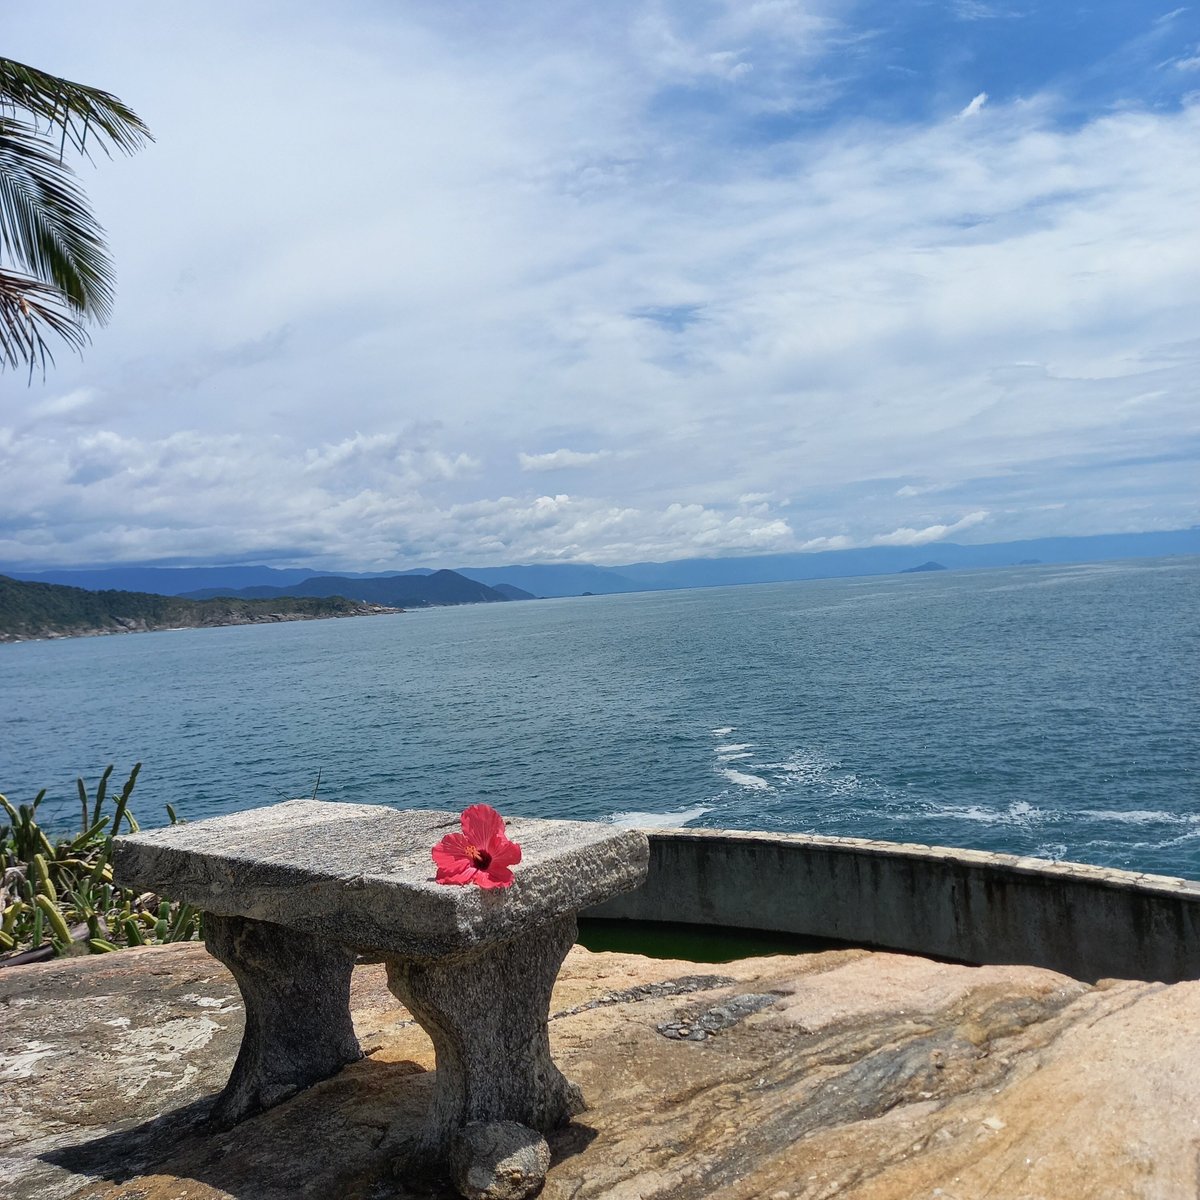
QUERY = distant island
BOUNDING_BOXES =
[899,561,947,574]
[0,576,399,644]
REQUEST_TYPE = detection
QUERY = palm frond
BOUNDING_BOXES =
[0,116,113,320]
[0,58,150,376]
[0,57,152,159]
[0,268,89,379]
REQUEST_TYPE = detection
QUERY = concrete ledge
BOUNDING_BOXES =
[583,828,1200,982]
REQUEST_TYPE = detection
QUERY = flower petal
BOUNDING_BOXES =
[436,861,477,885]
[476,864,515,888]
[461,804,505,847]
[488,837,522,868]
[431,832,471,869]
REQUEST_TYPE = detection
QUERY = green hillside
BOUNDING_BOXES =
[0,575,391,643]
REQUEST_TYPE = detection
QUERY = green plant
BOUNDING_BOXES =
[0,763,201,961]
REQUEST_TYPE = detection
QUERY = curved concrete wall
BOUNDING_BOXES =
[583,829,1200,983]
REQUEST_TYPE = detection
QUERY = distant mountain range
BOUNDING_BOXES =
[447,562,645,596]
[179,569,534,608]
[4,527,1197,600]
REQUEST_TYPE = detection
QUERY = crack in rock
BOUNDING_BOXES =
[657,993,780,1041]
[551,975,738,1021]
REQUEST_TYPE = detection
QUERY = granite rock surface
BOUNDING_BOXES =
[4,941,1200,1199]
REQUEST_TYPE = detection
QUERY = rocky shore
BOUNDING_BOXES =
[0,572,407,643]
[5,939,1199,1199]
[0,601,400,644]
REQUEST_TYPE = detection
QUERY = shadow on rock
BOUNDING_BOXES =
[43,1094,218,1185]
[547,1120,599,1166]
[41,1058,433,1200]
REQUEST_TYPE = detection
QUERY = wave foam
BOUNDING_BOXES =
[769,749,873,799]
[910,800,1043,826]
[720,768,770,791]
[1033,842,1068,862]
[715,743,752,756]
[608,805,712,829]
[710,726,734,736]
[1077,809,1200,826]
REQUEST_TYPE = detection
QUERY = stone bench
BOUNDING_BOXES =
[114,800,648,1183]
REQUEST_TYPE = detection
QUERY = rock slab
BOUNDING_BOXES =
[5,941,1200,1199]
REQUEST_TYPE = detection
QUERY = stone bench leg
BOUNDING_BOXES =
[385,913,584,1159]
[203,912,362,1128]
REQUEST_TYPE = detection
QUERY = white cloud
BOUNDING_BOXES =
[870,511,990,547]
[303,432,479,485]
[518,448,613,471]
[28,388,99,420]
[0,427,798,568]
[958,91,989,118]
[798,534,853,551]
[895,483,953,498]
[952,2,1015,20]
[1,3,1197,569]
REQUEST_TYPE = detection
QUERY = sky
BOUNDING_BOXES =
[2,1,1198,570]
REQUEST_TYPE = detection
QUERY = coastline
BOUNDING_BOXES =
[0,602,402,646]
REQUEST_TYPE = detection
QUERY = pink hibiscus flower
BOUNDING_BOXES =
[431,804,522,889]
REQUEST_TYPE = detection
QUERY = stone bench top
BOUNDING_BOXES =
[114,800,649,959]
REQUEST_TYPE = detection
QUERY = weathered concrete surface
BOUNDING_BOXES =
[449,1122,551,1200]
[386,913,583,1156]
[586,827,1200,981]
[114,800,649,958]
[5,941,1200,1199]
[202,912,361,1127]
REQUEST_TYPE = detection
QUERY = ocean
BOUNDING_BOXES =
[2,557,1198,878]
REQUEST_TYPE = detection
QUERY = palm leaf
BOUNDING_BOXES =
[0,57,152,159]
[0,116,113,320]
[0,58,150,376]
[0,267,89,378]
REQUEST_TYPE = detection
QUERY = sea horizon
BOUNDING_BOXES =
[4,555,1198,880]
